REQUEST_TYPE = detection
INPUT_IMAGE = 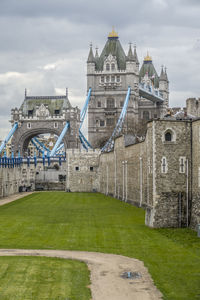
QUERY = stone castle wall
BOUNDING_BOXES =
[0,165,35,198]
[99,120,194,228]
[66,149,100,192]
[190,120,200,229]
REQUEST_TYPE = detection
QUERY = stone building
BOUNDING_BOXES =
[11,89,80,156]
[99,119,192,228]
[87,29,169,148]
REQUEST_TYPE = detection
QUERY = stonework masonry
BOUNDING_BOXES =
[99,119,193,228]
[66,149,100,192]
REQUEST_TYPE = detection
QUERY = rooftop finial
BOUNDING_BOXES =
[25,88,27,98]
[95,47,99,58]
[144,51,152,62]
[66,88,68,97]
[108,27,118,39]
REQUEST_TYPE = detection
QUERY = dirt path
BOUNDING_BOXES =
[0,192,34,206]
[0,249,163,300]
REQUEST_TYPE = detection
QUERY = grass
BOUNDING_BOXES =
[0,191,199,300]
[0,256,91,300]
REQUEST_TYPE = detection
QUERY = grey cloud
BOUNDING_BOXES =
[0,0,200,137]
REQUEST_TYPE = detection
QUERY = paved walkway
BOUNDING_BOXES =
[0,249,163,300]
[0,192,34,206]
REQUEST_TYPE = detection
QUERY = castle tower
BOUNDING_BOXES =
[87,29,139,148]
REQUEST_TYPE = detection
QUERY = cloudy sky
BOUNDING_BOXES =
[0,0,200,137]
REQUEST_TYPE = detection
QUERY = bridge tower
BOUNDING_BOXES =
[87,30,169,148]
[10,89,80,156]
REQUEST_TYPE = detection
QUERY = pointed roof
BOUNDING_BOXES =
[159,66,168,81]
[164,67,169,82]
[133,45,139,64]
[126,43,135,61]
[159,66,165,80]
[95,47,99,58]
[139,53,159,88]
[87,44,95,63]
[96,32,126,70]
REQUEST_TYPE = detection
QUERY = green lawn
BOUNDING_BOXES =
[0,192,199,300]
[0,256,90,300]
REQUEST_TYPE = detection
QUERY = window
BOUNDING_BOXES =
[90,166,94,171]
[154,114,157,118]
[27,122,31,129]
[120,101,124,107]
[179,157,186,173]
[106,63,110,71]
[111,75,115,83]
[97,101,101,108]
[101,76,104,83]
[28,110,33,117]
[54,110,60,115]
[116,75,120,82]
[163,129,176,143]
[107,118,114,126]
[143,111,150,120]
[54,122,58,128]
[107,98,115,108]
[111,63,115,71]
[100,120,105,127]
[75,166,79,171]
[106,76,110,83]
[161,157,168,173]
[165,131,172,141]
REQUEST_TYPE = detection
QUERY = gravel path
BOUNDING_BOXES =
[0,249,163,300]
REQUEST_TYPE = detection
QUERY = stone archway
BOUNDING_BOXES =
[12,121,78,156]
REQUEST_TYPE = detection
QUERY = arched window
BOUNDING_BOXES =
[161,157,168,173]
[162,128,176,143]
[106,63,110,71]
[111,63,115,71]
[165,131,172,141]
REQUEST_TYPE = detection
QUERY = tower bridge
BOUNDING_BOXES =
[0,29,169,161]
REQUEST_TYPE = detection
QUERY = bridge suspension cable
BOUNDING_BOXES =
[32,137,50,154]
[50,121,70,157]
[0,122,18,155]
[101,86,131,153]
[79,88,92,150]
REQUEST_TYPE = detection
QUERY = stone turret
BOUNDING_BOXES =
[159,66,169,107]
[87,44,96,78]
